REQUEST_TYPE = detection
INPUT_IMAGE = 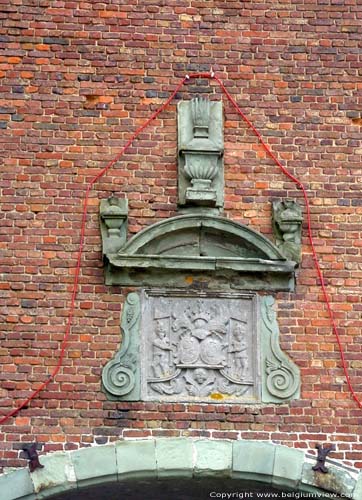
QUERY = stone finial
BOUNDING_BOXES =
[272,199,303,263]
[177,97,223,211]
[100,195,128,256]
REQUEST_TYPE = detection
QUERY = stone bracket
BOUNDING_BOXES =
[272,199,303,263]
[260,296,300,403]
[100,196,128,257]
[102,292,141,400]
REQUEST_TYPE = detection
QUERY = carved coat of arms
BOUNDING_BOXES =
[141,292,259,402]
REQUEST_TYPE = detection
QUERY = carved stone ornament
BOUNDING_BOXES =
[102,292,141,400]
[102,214,297,292]
[260,296,300,402]
[100,196,128,256]
[272,199,303,263]
[177,97,223,210]
[102,291,300,404]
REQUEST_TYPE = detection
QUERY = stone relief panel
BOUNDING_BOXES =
[101,291,300,404]
[140,290,260,403]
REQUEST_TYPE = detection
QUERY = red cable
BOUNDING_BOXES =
[213,75,362,409]
[1,72,360,425]
[0,76,187,425]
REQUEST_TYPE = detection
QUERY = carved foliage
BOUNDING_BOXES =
[260,296,300,402]
[102,292,141,400]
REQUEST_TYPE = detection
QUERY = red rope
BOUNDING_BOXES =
[1,72,360,425]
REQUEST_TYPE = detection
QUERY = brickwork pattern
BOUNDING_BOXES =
[1,0,362,470]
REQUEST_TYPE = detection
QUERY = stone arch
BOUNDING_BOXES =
[1,438,360,499]
[105,214,297,290]
[120,214,285,260]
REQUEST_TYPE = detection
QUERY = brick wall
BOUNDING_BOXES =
[1,0,362,470]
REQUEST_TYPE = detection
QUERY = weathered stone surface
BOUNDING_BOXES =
[100,196,128,256]
[103,290,300,405]
[116,440,156,479]
[178,98,224,209]
[103,214,296,291]
[232,441,275,482]
[260,296,300,403]
[102,292,141,400]
[353,473,362,500]
[72,444,117,486]
[302,462,356,498]
[194,440,232,476]
[155,438,193,477]
[272,446,304,488]
[31,452,76,498]
[0,468,34,500]
[140,289,260,403]
[272,199,303,263]
[0,440,360,499]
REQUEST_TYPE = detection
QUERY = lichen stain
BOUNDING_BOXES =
[36,479,57,494]
[210,392,224,400]
[313,471,342,496]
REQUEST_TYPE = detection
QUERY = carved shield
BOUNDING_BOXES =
[179,334,199,364]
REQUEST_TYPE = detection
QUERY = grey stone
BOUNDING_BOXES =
[103,213,296,291]
[260,296,300,403]
[71,444,117,486]
[178,98,224,209]
[102,292,141,400]
[99,196,128,256]
[272,446,304,488]
[30,452,76,498]
[272,199,303,263]
[302,462,356,498]
[232,441,276,482]
[116,440,156,479]
[353,473,362,500]
[140,289,261,403]
[155,438,193,477]
[194,440,232,476]
[0,468,34,500]
[103,289,299,405]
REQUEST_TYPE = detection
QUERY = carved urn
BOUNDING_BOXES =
[177,96,224,209]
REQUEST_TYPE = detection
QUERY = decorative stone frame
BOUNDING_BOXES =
[102,290,300,404]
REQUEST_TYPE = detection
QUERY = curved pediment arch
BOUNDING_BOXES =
[120,214,286,260]
[105,215,296,291]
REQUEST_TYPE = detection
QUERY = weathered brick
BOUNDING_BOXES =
[0,0,362,474]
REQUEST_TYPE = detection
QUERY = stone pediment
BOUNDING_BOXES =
[102,214,296,291]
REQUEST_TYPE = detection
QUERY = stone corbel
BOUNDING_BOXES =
[102,292,141,400]
[272,199,303,263]
[100,196,128,257]
[260,296,300,403]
